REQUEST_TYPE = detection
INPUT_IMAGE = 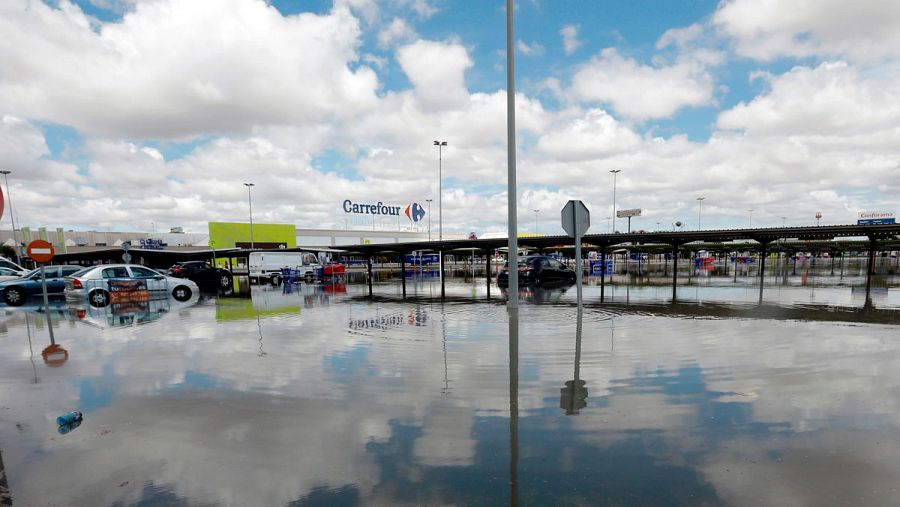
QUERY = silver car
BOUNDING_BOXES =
[64,264,199,308]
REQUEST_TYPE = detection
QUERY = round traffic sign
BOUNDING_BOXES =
[27,240,55,263]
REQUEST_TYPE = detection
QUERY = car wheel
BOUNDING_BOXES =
[4,286,26,306]
[88,289,110,308]
[219,274,232,289]
[172,286,192,302]
[270,274,281,286]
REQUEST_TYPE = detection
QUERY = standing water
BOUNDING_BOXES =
[0,264,899,505]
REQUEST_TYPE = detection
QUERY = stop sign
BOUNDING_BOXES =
[27,240,54,263]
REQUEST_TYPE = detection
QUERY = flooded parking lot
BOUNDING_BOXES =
[1,267,900,506]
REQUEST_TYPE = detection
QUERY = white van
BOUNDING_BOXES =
[249,251,320,285]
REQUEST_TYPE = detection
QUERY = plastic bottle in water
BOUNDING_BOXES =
[56,411,83,426]
[58,419,82,435]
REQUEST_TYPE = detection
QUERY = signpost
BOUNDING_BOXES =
[26,240,56,346]
[616,208,641,233]
[562,200,590,305]
[122,241,132,264]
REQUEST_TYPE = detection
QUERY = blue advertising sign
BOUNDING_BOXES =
[139,239,164,250]
[589,260,613,275]
[405,253,440,264]
[858,218,896,225]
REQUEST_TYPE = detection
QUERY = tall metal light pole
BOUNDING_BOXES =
[0,170,20,264]
[747,209,754,228]
[533,209,540,235]
[426,198,433,241]
[433,140,447,241]
[505,0,518,308]
[243,182,255,249]
[609,170,621,233]
[781,216,787,227]
[696,197,705,230]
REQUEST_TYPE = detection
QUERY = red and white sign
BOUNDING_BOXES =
[27,240,54,263]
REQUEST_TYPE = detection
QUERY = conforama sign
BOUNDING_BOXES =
[343,200,426,223]
[857,211,896,225]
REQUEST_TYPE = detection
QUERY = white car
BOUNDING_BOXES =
[0,256,28,278]
[64,264,199,308]
[0,266,25,282]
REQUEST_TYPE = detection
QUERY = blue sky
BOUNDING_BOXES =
[1,0,898,234]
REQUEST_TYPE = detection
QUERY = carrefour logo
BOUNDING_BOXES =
[405,202,426,222]
[342,199,427,222]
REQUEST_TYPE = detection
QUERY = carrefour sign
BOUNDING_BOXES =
[343,200,427,222]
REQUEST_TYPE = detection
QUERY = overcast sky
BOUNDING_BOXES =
[1,0,898,235]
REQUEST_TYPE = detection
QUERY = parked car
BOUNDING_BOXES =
[0,256,27,275]
[0,266,26,282]
[64,264,198,308]
[497,255,576,288]
[0,265,86,306]
[167,261,232,290]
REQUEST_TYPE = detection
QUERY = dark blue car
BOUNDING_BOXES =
[0,266,86,306]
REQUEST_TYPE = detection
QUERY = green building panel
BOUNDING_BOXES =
[208,222,296,249]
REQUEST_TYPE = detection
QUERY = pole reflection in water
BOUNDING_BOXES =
[0,446,10,506]
[255,310,267,357]
[25,314,39,384]
[508,308,519,507]
[441,307,451,395]
[560,308,587,415]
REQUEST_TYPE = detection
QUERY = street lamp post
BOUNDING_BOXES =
[609,170,621,233]
[0,170,20,264]
[534,209,540,235]
[781,216,787,227]
[243,182,255,249]
[747,209,754,228]
[696,197,705,230]
[434,140,447,241]
[426,198,433,242]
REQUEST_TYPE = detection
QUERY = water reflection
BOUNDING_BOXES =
[559,308,587,415]
[508,308,518,507]
[0,279,898,504]
[0,447,9,506]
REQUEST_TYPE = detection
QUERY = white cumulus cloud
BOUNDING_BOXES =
[570,48,716,121]
[560,24,582,55]
[713,0,900,63]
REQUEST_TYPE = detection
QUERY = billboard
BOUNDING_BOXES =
[857,211,895,225]
[616,208,642,218]
[208,222,297,249]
